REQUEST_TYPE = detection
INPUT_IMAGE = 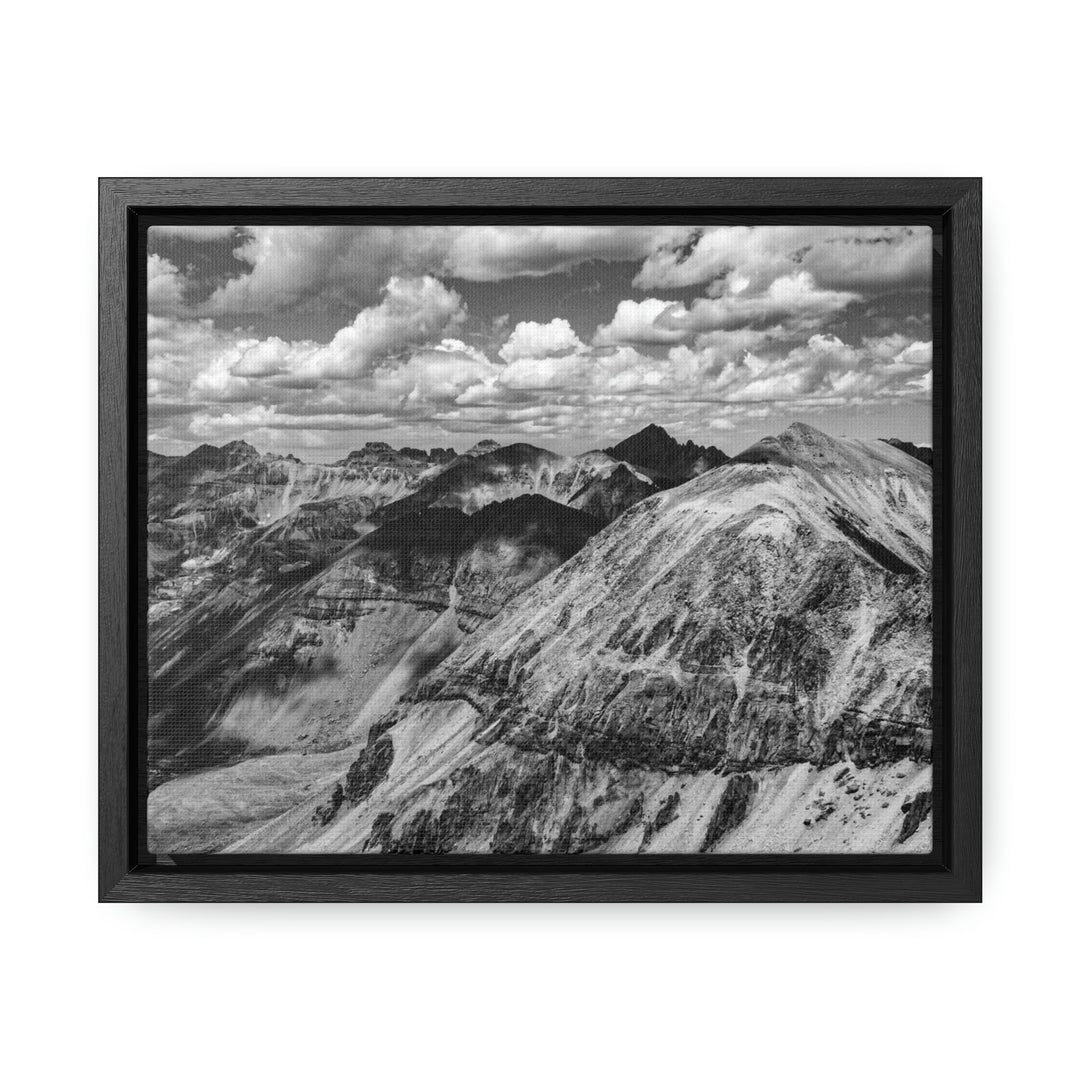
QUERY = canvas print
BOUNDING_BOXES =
[145,223,934,855]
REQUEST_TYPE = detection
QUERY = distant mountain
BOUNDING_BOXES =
[146,439,442,588]
[370,442,660,524]
[604,423,728,481]
[881,438,933,467]
[229,424,932,856]
[333,442,457,469]
[463,439,502,457]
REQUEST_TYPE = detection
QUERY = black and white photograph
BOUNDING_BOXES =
[145,222,935,855]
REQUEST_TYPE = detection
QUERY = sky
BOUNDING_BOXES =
[146,223,933,460]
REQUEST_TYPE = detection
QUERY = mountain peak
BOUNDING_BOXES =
[184,439,260,466]
[604,425,727,481]
[464,439,502,458]
[730,423,842,466]
[780,422,832,443]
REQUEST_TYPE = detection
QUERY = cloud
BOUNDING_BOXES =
[192,225,694,316]
[230,337,293,377]
[499,318,583,361]
[634,225,932,294]
[593,273,860,354]
[592,299,690,346]
[656,272,861,334]
[147,255,188,315]
[497,353,589,391]
[706,332,933,405]
[440,226,684,282]
[288,276,467,379]
[146,225,932,453]
[156,224,930,332]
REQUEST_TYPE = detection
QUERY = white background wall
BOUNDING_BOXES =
[3,3,1074,1077]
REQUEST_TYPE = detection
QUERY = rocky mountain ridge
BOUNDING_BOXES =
[147,422,934,856]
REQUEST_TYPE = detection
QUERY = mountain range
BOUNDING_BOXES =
[146,423,933,855]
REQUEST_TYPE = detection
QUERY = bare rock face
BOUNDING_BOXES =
[703,773,758,849]
[898,790,933,842]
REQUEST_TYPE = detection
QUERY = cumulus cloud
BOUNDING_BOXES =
[499,318,583,361]
[193,225,693,317]
[593,273,860,354]
[147,224,933,454]
[147,254,189,315]
[441,226,683,282]
[704,332,933,405]
[656,272,861,334]
[592,299,690,346]
[635,225,932,294]
[288,276,467,379]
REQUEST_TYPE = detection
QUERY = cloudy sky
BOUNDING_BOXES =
[147,223,933,459]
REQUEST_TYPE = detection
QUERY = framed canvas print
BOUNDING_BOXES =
[99,178,981,902]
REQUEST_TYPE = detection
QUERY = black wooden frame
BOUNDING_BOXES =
[100,178,981,902]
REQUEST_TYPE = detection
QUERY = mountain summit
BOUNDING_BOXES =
[604,424,728,481]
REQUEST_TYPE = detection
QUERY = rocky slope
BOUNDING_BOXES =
[146,434,649,790]
[147,493,603,850]
[221,423,933,855]
[881,438,933,467]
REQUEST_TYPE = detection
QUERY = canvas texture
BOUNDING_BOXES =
[145,224,933,855]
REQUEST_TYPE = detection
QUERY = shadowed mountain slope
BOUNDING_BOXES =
[604,423,729,482]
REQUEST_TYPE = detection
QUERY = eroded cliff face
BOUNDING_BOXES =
[230,425,932,855]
